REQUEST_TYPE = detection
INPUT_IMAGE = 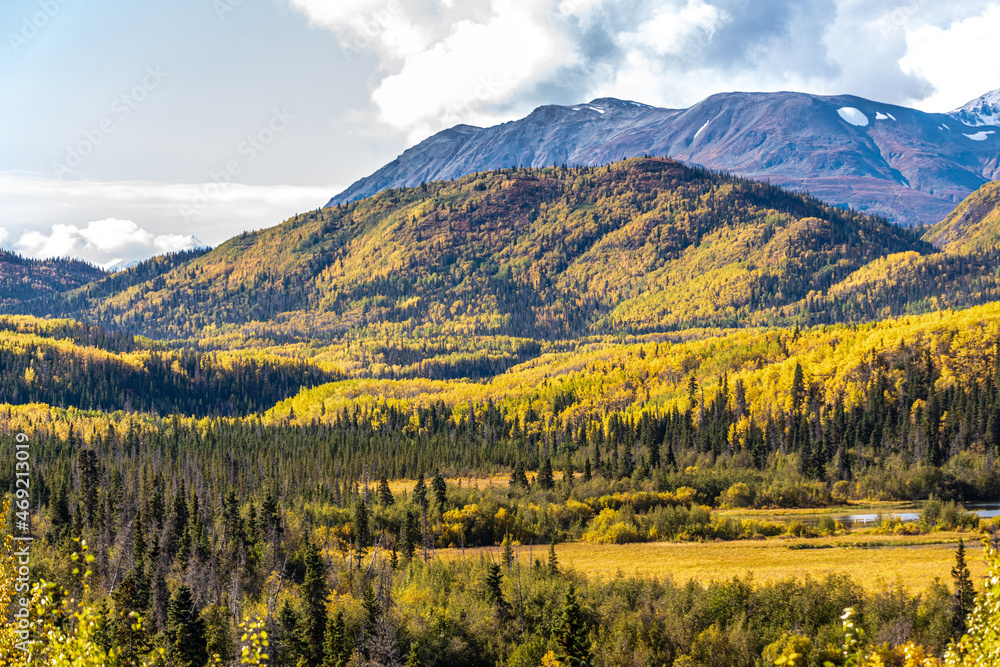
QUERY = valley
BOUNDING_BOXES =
[3,158,1000,666]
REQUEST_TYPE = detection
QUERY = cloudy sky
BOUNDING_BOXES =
[2,0,999,267]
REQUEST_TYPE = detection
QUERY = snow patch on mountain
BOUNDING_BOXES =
[963,131,995,141]
[693,120,710,139]
[837,107,869,127]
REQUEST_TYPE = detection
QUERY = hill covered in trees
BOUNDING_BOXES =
[924,180,1000,253]
[5,158,932,341]
[7,160,1000,357]
[0,250,106,302]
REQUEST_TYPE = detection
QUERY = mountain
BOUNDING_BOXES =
[0,250,106,301]
[9,159,928,350]
[950,88,1000,127]
[923,180,1000,253]
[329,91,1000,227]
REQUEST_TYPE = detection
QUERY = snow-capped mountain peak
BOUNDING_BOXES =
[950,88,1000,127]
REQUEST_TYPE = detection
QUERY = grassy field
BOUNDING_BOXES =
[436,532,989,592]
[714,500,922,518]
[386,473,546,495]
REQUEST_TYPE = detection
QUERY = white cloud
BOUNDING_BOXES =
[0,173,338,255]
[287,0,388,28]
[620,0,726,57]
[900,4,1000,111]
[288,0,1000,142]
[14,219,202,270]
[370,0,573,141]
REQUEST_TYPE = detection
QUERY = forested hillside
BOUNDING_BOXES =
[924,180,1000,253]
[0,250,105,302]
[4,303,1000,665]
[8,160,1000,370]
[5,159,931,342]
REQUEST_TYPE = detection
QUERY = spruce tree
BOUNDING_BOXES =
[277,599,304,665]
[377,475,394,506]
[323,609,350,667]
[548,542,559,576]
[300,542,329,663]
[48,480,72,543]
[169,481,189,559]
[510,461,529,490]
[401,510,418,561]
[484,562,509,618]
[165,585,207,667]
[538,458,554,490]
[77,448,99,527]
[413,474,428,510]
[111,572,153,666]
[431,471,447,509]
[952,538,976,637]
[361,582,380,657]
[353,499,371,552]
[554,584,590,667]
[502,534,514,571]
[791,363,806,414]
[261,490,283,540]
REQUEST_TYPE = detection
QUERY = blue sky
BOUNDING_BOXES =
[2,0,999,267]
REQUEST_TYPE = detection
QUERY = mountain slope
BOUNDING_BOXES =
[330,92,1000,227]
[11,158,928,347]
[923,180,1000,253]
[950,88,1000,127]
[0,251,106,302]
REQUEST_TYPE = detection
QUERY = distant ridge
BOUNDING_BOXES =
[0,250,105,301]
[924,180,1000,253]
[328,90,1000,227]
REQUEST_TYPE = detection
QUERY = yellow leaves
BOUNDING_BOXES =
[540,650,564,667]
[581,508,643,544]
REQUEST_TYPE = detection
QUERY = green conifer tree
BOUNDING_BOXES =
[413,474,428,510]
[554,584,590,667]
[165,585,207,667]
[484,562,509,618]
[952,538,976,637]
[401,510,418,561]
[323,609,350,667]
[377,475,394,506]
[431,472,447,509]
[300,542,329,663]
[277,599,305,665]
[538,458,554,490]
[510,461,529,490]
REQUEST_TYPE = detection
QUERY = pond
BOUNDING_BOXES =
[794,500,1000,527]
